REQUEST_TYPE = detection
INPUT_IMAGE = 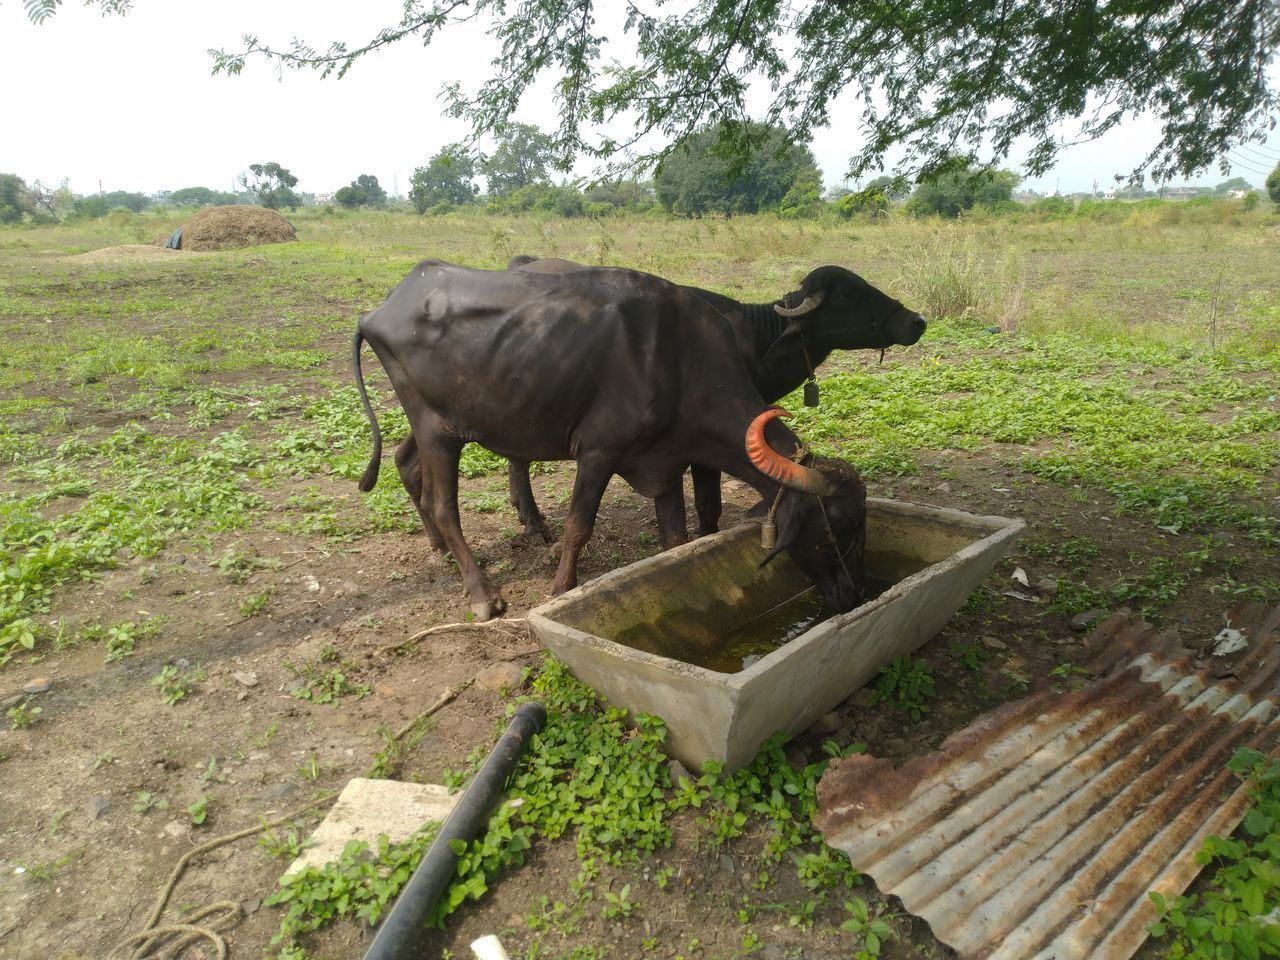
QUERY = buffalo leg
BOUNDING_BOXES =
[393,431,448,552]
[413,416,507,621]
[690,464,723,536]
[653,479,690,549]
[551,459,615,595]
[506,460,554,543]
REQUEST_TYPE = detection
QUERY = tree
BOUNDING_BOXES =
[240,162,300,210]
[169,186,239,206]
[1214,176,1253,195]
[0,174,35,224]
[99,190,150,212]
[834,175,911,218]
[481,124,555,197]
[654,122,821,216]
[1266,162,1280,205]
[186,1,1279,186]
[906,167,1020,218]
[30,179,73,220]
[334,174,387,208]
[409,144,478,211]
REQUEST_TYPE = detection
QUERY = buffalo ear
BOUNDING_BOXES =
[762,323,807,365]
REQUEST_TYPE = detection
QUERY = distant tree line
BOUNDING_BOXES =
[2,127,1276,227]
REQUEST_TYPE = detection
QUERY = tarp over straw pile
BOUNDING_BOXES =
[177,205,297,252]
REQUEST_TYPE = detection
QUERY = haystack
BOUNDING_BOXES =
[178,205,296,252]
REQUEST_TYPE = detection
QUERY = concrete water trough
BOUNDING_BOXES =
[528,498,1025,772]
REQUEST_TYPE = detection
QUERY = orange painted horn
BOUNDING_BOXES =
[744,407,835,495]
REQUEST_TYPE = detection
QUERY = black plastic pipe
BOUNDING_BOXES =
[362,701,547,960]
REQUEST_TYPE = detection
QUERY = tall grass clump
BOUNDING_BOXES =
[896,232,1025,330]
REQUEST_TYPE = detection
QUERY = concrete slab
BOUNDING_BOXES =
[286,778,458,875]
[529,499,1024,772]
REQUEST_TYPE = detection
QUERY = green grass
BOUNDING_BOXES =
[2,206,1278,660]
[2,206,1278,958]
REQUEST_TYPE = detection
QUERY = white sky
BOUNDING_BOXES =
[4,1,1278,198]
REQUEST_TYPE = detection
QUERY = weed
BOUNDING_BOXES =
[1049,662,1090,693]
[297,753,322,783]
[287,658,371,704]
[259,821,312,861]
[872,656,936,720]
[240,589,272,618]
[601,883,634,919]
[949,641,987,670]
[97,617,164,662]
[214,545,279,584]
[8,698,42,729]
[251,722,280,748]
[199,757,226,786]
[187,794,210,826]
[133,791,169,815]
[1148,748,1280,958]
[151,664,204,705]
[840,896,901,958]
[16,849,84,882]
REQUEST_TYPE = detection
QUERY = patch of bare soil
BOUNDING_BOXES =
[73,245,184,262]
[0,421,1268,960]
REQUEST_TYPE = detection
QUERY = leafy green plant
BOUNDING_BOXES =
[286,657,371,704]
[1048,662,1090,693]
[872,656,936,720]
[133,791,169,815]
[259,821,312,861]
[7,698,41,729]
[1148,749,1280,959]
[840,896,901,958]
[151,664,204,705]
[267,825,442,956]
[949,641,987,670]
[601,883,634,919]
[214,545,279,584]
[240,589,272,618]
[187,794,211,826]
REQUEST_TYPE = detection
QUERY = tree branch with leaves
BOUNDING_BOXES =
[23,0,1280,184]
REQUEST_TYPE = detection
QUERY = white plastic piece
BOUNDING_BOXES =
[1211,627,1247,657]
[471,934,512,960]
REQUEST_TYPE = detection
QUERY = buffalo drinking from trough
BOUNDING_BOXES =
[353,261,875,620]
[390,259,927,548]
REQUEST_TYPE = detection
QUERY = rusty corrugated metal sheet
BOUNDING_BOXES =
[816,601,1280,960]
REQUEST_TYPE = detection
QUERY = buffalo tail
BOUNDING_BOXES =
[352,328,383,492]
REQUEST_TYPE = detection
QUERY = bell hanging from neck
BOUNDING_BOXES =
[803,378,819,407]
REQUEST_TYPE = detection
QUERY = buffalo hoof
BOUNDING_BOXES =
[526,519,554,544]
[470,596,507,622]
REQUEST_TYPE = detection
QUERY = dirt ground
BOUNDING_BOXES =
[2,409,1260,960]
[1,270,1275,960]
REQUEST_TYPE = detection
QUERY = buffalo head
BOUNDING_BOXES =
[765,265,927,364]
[745,407,866,612]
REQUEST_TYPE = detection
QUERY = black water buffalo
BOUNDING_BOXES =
[354,261,868,620]
[391,258,926,547]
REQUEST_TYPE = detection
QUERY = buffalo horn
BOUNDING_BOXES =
[773,292,824,318]
[744,407,835,495]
